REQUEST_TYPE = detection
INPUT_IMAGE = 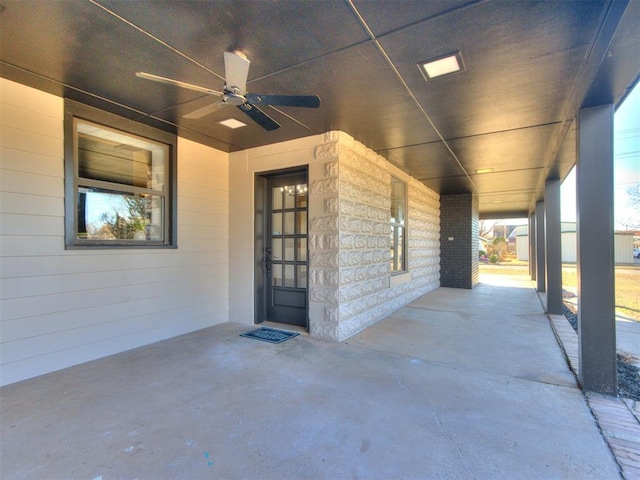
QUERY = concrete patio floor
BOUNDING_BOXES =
[1,275,622,479]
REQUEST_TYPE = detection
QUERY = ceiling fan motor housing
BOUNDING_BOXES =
[223,91,246,105]
[223,84,246,105]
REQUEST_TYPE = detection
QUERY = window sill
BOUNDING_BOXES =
[390,271,411,287]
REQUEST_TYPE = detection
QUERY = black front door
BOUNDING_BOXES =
[261,171,308,327]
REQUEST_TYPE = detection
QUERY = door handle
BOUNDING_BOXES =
[264,247,272,277]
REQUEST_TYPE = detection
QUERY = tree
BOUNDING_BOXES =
[99,195,148,240]
[621,183,640,230]
[488,236,507,261]
[479,219,497,239]
[627,183,640,208]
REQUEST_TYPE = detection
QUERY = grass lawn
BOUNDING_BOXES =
[562,266,639,321]
[479,263,639,321]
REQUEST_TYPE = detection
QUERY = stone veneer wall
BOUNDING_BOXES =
[309,132,440,341]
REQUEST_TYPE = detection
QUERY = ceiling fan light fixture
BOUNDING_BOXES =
[219,118,247,129]
[475,168,494,174]
[420,51,464,80]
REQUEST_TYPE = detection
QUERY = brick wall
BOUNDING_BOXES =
[309,132,440,340]
[439,193,479,289]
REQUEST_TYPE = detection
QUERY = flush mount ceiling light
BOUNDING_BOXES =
[219,118,247,129]
[475,168,494,174]
[419,51,465,80]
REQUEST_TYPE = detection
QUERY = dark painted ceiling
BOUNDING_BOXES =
[1,0,639,217]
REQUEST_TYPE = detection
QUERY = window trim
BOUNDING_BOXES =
[64,100,177,249]
[390,175,407,273]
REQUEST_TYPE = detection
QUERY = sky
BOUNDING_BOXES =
[561,82,640,230]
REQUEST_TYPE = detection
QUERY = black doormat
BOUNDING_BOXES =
[240,327,300,344]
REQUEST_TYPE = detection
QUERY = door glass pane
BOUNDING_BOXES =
[272,263,283,287]
[272,188,283,210]
[284,212,295,234]
[297,238,307,261]
[296,211,307,234]
[284,186,295,208]
[272,213,282,235]
[296,184,308,208]
[272,238,282,261]
[297,265,307,288]
[284,264,295,288]
[284,238,295,261]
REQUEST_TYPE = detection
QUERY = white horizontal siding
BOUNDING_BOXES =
[0,79,229,386]
[1,77,62,113]
[3,313,222,387]
[0,169,64,197]
[0,147,64,178]
[0,191,64,216]
[0,213,62,236]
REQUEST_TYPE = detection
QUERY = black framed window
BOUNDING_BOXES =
[390,176,406,272]
[64,100,177,248]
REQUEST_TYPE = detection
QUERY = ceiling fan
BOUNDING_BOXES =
[136,51,320,131]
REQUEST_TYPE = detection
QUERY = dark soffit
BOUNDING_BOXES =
[0,0,637,218]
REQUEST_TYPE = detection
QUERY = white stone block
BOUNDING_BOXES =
[324,197,338,214]
[310,252,339,268]
[309,216,338,234]
[310,286,338,304]
[324,161,339,178]
[310,178,338,195]
[339,233,355,249]
[314,142,338,161]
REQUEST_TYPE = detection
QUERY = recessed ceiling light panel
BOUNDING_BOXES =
[419,51,465,80]
[475,168,494,174]
[219,118,247,129]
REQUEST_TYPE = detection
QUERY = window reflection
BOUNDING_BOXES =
[390,176,407,272]
[77,188,163,241]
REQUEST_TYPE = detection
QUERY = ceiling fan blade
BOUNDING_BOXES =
[237,103,280,131]
[245,94,321,108]
[183,101,225,119]
[224,51,250,94]
[135,72,222,96]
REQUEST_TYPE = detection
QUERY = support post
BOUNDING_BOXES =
[577,104,616,395]
[529,212,536,281]
[535,201,545,292]
[545,180,563,314]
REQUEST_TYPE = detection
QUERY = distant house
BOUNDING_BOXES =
[515,224,636,264]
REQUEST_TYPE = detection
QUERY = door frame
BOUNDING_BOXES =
[254,166,309,327]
